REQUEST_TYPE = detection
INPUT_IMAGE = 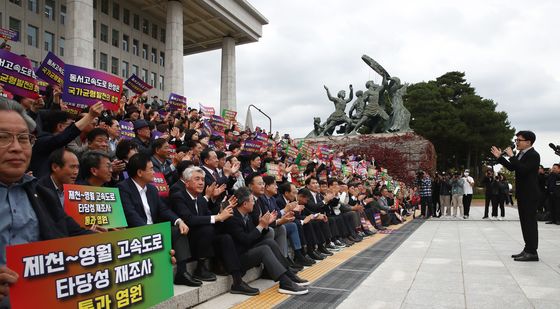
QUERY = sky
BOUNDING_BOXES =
[183,0,560,167]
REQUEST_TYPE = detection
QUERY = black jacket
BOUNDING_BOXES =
[117,177,179,227]
[498,148,540,201]
[222,208,268,254]
[23,180,91,240]
[30,124,82,178]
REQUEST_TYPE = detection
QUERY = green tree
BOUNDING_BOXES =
[404,72,515,176]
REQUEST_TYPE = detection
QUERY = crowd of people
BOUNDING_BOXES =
[0,64,421,304]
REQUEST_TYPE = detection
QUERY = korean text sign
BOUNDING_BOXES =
[35,52,64,87]
[63,184,128,228]
[0,49,40,99]
[167,93,186,111]
[63,64,123,111]
[124,74,153,95]
[6,222,174,309]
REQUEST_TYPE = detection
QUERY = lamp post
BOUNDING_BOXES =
[248,104,272,133]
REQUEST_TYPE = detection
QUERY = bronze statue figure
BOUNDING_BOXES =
[319,84,354,136]
[386,77,411,132]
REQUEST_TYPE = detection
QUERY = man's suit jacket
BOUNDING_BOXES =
[30,124,82,178]
[222,208,266,254]
[23,180,91,240]
[117,177,179,227]
[498,147,540,201]
[304,191,327,215]
[169,184,220,227]
[37,176,57,192]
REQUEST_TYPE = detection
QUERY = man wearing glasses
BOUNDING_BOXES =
[0,98,93,305]
[491,131,540,262]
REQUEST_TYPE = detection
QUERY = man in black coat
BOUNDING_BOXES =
[117,153,198,285]
[169,166,261,295]
[222,187,309,295]
[492,130,541,261]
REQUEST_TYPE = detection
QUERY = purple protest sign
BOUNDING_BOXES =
[62,64,123,112]
[210,115,227,133]
[0,27,19,41]
[119,120,135,140]
[241,139,264,156]
[124,74,153,94]
[168,93,187,111]
[35,52,64,87]
[37,79,49,93]
[0,50,40,99]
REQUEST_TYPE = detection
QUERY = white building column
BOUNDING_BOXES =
[165,0,184,95]
[220,36,236,112]
[66,0,94,68]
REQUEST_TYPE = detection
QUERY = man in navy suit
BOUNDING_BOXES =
[492,131,541,261]
[117,153,199,285]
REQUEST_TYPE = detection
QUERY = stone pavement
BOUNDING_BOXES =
[338,206,560,309]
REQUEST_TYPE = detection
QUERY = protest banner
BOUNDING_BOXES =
[199,103,215,116]
[37,79,49,93]
[7,222,174,309]
[119,120,135,140]
[152,172,169,198]
[0,27,19,41]
[266,163,283,182]
[168,93,186,111]
[209,115,227,133]
[241,139,264,156]
[0,49,40,99]
[221,108,237,122]
[124,74,153,95]
[63,184,128,229]
[285,144,298,158]
[35,51,64,87]
[63,64,123,112]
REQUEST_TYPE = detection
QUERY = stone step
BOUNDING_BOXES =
[152,265,263,308]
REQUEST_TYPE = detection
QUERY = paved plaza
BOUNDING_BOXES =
[193,205,560,308]
[339,206,560,309]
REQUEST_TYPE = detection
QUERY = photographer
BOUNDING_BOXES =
[481,169,499,219]
[451,172,465,218]
[416,171,433,218]
[546,164,560,225]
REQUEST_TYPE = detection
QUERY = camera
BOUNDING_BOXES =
[549,143,560,156]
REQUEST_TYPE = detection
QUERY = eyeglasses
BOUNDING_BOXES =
[0,132,36,148]
[514,138,528,142]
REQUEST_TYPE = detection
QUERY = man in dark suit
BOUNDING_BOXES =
[38,148,80,206]
[492,130,541,261]
[223,187,309,295]
[169,166,260,295]
[117,153,199,285]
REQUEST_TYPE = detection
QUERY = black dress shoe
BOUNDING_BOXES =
[288,266,301,274]
[511,251,525,258]
[174,271,202,287]
[318,247,333,256]
[294,255,315,266]
[514,252,539,262]
[308,250,324,260]
[193,266,217,281]
[231,281,260,296]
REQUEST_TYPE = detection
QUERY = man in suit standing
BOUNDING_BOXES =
[491,131,541,261]
[117,153,199,285]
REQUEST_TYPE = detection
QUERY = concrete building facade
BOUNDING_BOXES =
[0,0,267,111]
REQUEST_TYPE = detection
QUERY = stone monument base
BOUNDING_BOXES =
[301,132,436,183]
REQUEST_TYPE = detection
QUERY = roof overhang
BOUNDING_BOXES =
[132,0,268,55]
